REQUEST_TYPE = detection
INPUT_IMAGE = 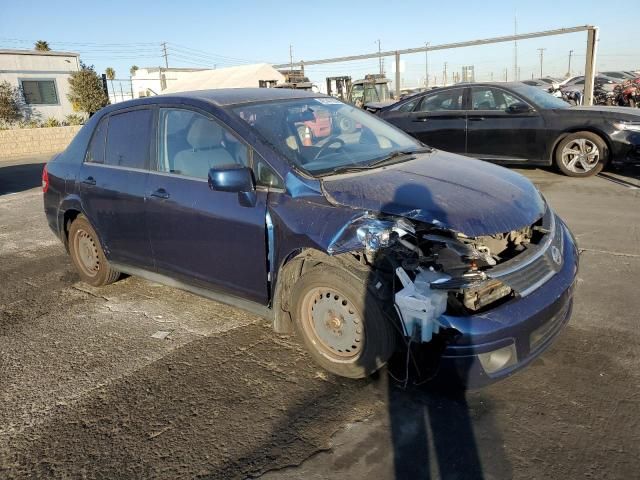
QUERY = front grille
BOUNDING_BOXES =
[488,207,563,297]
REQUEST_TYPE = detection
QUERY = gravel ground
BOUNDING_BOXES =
[0,156,639,479]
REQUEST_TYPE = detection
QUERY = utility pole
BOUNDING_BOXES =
[567,49,574,76]
[289,44,293,73]
[514,14,518,80]
[376,39,383,75]
[504,68,508,81]
[537,48,546,78]
[490,71,493,81]
[443,62,448,86]
[424,42,430,88]
[161,42,169,68]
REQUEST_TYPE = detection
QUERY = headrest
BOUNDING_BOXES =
[187,117,223,150]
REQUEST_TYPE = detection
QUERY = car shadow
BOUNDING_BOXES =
[0,162,45,195]
[369,182,510,479]
[599,165,640,187]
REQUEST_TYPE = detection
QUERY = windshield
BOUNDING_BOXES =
[232,97,423,176]
[511,84,570,109]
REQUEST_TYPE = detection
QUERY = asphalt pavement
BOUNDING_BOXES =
[1,155,639,479]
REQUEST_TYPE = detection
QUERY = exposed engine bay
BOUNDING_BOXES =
[328,210,557,343]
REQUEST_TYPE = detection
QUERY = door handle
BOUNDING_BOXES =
[82,176,96,186]
[150,188,170,199]
[468,117,485,121]
[412,116,429,122]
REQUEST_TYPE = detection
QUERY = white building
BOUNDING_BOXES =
[131,67,207,98]
[161,63,285,94]
[132,64,286,97]
[0,49,80,122]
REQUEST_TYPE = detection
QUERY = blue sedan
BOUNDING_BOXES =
[43,88,578,387]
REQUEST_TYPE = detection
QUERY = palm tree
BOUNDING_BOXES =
[34,40,50,51]
[105,67,116,102]
[129,65,139,76]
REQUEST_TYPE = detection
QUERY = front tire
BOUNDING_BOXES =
[68,215,120,287]
[554,131,607,177]
[290,265,397,379]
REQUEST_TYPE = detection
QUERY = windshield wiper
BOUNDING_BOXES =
[321,148,432,176]
[367,147,431,168]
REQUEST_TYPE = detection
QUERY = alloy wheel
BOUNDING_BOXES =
[561,138,600,174]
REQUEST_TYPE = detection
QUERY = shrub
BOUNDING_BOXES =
[64,113,85,126]
[67,62,109,115]
[44,117,61,127]
[0,81,22,124]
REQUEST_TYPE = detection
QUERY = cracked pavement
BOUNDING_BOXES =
[1,156,639,479]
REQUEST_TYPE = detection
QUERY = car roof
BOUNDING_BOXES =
[421,82,534,90]
[159,88,321,106]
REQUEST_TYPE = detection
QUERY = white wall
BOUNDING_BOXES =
[131,68,206,98]
[0,51,80,122]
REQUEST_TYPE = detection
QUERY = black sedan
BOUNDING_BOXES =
[374,82,640,177]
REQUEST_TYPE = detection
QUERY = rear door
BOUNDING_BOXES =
[466,86,547,162]
[383,88,467,153]
[145,106,270,304]
[79,108,153,268]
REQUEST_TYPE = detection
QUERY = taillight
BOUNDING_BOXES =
[42,164,49,193]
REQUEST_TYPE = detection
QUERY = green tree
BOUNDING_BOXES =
[34,40,50,51]
[105,67,115,101]
[67,62,109,115]
[0,80,22,124]
[129,65,139,76]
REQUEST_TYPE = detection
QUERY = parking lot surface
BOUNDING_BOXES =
[1,155,639,479]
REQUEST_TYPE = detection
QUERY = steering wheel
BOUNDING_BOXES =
[312,136,346,161]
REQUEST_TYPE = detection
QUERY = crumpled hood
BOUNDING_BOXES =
[321,150,545,236]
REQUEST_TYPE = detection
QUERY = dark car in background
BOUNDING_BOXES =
[43,88,578,387]
[375,82,640,176]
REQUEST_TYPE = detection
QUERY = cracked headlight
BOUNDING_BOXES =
[327,213,413,255]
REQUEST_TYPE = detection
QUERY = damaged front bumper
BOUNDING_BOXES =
[433,220,578,388]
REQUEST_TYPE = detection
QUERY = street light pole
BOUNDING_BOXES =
[537,48,546,77]
[568,49,573,76]
[425,42,430,88]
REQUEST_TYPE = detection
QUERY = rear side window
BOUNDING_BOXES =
[85,117,108,164]
[415,89,464,112]
[104,109,152,169]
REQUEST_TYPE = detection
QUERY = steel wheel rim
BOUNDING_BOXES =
[301,287,364,361]
[74,228,100,277]
[561,138,600,173]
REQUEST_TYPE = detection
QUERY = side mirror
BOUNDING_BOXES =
[208,165,254,193]
[507,102,532,114]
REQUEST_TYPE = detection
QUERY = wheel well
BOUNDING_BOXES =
[272,248,369,333]
[551,128,612,164]
[62,209,81,248]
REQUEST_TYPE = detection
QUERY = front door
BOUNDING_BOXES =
[384,88,467,153]
[145,107,269,304]
[78,108,153,268]
[465,86,547,162]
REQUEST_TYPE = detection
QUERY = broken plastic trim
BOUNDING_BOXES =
[394,267,449,342]
[326,212,414,255]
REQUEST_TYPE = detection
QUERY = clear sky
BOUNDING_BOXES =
[1,0,637,92]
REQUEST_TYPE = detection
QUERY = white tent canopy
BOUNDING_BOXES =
[161,63,284,93]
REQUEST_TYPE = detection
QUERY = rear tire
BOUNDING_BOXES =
[68,215,120,287]
[554,131,607,177]
[290,265,397,379]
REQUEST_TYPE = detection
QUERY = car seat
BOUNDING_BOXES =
[173,118,236,178]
